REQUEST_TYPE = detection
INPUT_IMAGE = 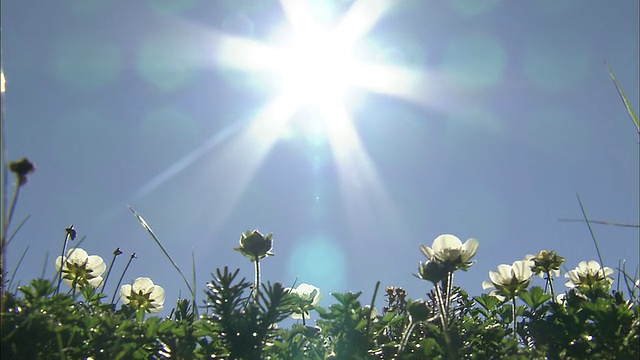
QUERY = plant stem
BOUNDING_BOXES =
[56,226,75,295]
[545,271,556,300]
[397,320,415,356]
[253,256,260,301]
[576,194,607,279]
[512,296,517,339]
[111,253,136,304]
[434,283,448,332]
[0,177,21,297]
[101,248,122,293]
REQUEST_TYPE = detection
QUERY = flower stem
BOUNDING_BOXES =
[1,178,21,297]
[434,283,448,332]
[512,296,518,339]
[545,271,556,299]
[253,256,260,301]
[55,225,75,295]
[111,253,136,305]
[397,320,416,356]
[101,248,122,293]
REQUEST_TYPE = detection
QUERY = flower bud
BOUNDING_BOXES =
[418,261,447,284]
[9,158,35,185]
[234,230,274,261]
[407,300,431,322]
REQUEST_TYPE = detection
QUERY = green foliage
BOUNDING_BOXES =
[1,269,638,359]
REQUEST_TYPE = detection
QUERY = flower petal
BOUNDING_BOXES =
[67,248,89,261]
[433,234,462,253]
[420,244,434,260]
[150,285,166,305]
[461,238,479,262]
[55,256,64,271]
[87,255,106,276]
[132,277,154,293]
[87,276,103,287]
[481,280,495,290]
[120,284,132,304]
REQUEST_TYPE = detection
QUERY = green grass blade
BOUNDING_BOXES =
[605,62,639,135]
[6,214,30,246]
[8,245,29,291]
[128,206,194,297]
[576,194,606,269]
[191,249,198,318]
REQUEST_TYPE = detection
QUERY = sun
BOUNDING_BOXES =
[131,0,428,235]
[271,27,359,109]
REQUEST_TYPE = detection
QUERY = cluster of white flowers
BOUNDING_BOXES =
[56,247,165,314]
[482,254,615,301]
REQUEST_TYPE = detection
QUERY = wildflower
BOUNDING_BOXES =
[234,230,274,261]
[420,234,478,271]
[482,260,535,300]
[526,250,565,277]
[286,283,321,320]
[55,248,106,289]
[120,277,165,313]
[564,260,614,289]
[364,305,380,321]
[418,260,448,284]
[9,158,35,185]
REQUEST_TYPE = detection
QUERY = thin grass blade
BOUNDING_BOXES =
[576,194,606,270]
[8,245,29,291]
[191,248,198,318]
[128,206,194,297]
[6,214,30,246]
[605,63,639,134]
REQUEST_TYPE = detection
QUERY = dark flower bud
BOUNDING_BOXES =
[418,260,448,284]
[9,158,35,185]
[407,300,431,322]
[234,230,274,261]
[65,225,77,240]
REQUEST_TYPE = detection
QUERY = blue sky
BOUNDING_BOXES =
[2,0,638,317]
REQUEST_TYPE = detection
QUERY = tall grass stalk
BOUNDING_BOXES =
[8,245,28,292]
[0,67,7,300]
[1,169,22,296]
[605,62,639,135]
[365,281,380,338]
[576,194,607,276]
[6,214,30,246]
[129,207,195,303]
[191,249,198,317]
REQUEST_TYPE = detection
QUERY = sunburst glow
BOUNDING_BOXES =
[134,0,427,234]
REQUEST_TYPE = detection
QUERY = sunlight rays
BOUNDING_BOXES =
[128,0,424,237]
[204,0,419,235]
[322,102,408,240]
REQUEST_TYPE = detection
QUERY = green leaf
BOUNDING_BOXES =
[518,287,552,312]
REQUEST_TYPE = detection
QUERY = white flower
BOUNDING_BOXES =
[364,305,380,321]
[55,248,106,289]
[120,277,166,313]
[564,260,614,289]
[482,260,535,300]
[525,250,565,278]
[420,234,479,270]
[286,283,321,320]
